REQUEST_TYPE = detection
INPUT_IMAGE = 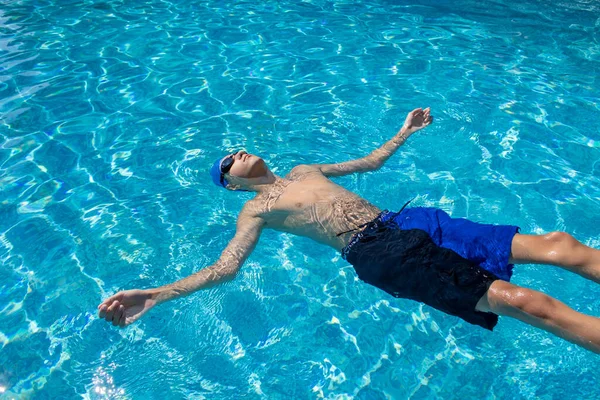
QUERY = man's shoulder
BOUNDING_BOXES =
[239,200,263,218]
[288,164,321,176]
[238,202,267,227]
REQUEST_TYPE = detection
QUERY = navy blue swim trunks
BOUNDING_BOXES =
[341,207,520,330]
[382,207,520,281]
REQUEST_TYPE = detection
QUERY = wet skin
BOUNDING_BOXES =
[97,108,600,356]
[249,162,382,251]
[97,108,433,326]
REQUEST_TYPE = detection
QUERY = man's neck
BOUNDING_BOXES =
[245,173,284,193]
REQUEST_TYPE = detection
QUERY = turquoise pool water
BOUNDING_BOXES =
[1,0,600,398]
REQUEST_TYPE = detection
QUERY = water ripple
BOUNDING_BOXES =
[2,0,600,397]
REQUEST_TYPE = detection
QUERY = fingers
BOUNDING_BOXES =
[424,113,433,125]
[97,291,132,328]
[97,292,123,310]
[423,107,433,125]
[98,304,108,318]
[112,304,125,326]
[98,300,126,326]
[104,301,118,323]
[119,311,127,327]
[410,107,431,120]
[98,292,126,327]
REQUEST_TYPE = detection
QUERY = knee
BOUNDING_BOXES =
[543,231,580,262]
[490,285,556,321]
[514,290,557,321]
[544,231,577,246]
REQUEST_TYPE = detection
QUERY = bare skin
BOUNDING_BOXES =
[99,108,600,355]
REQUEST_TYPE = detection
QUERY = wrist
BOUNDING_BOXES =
[396,128,411,141]
[148,287,169,304]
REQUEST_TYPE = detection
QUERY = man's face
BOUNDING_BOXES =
[224,150,268,181]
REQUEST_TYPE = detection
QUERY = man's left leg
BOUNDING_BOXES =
[476,280,600,354]
[509,232,600,284]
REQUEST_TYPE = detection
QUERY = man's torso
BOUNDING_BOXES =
[246,165,382,251]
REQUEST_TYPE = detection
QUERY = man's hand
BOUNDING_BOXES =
[98,289,158,327]
[402,107,433,136]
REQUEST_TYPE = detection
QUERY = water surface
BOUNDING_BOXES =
[1,0,600,398]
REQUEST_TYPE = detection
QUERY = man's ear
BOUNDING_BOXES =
[226,183,241,191]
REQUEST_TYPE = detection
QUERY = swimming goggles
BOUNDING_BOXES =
[219,151,239,185]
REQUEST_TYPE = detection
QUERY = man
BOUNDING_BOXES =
[99,108,600,354]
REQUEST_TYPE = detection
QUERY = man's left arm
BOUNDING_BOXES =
[97,209,265,327]
[312,107,433,177]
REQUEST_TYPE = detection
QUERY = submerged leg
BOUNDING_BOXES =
[509,232,600,284]
[476,280,600,354]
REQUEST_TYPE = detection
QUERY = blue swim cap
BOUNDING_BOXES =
[209,157,228,188]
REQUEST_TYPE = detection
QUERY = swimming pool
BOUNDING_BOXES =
[1,0,599,397]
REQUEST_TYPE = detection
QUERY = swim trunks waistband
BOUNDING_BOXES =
[341,210,391,260]
[341,199,415,259]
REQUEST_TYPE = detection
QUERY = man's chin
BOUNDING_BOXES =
[247,158,268,178]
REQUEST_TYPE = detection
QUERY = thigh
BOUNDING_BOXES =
[439,215,519,281]
[475,280,600,353]
[509,233,561,264]
[397,208,519,280]
[395,207,445,244]
[476,279,545,317]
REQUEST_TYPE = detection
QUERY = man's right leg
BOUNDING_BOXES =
[510,232,600,284]
[475,280,600,354]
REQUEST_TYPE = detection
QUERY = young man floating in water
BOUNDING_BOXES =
[99,108,600,354]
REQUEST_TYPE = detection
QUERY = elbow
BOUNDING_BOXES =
[212,258,241,282]
[367,161,383,172]
[356,158,382,173]
[223,268,240,281]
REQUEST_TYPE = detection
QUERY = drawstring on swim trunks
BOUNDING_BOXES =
[336,197,415,237]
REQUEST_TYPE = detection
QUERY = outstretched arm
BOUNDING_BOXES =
[313,107,433,177]
[97,210,265,327]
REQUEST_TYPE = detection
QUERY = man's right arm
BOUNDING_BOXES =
[310,108,433,177]
[98,211,265,327]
